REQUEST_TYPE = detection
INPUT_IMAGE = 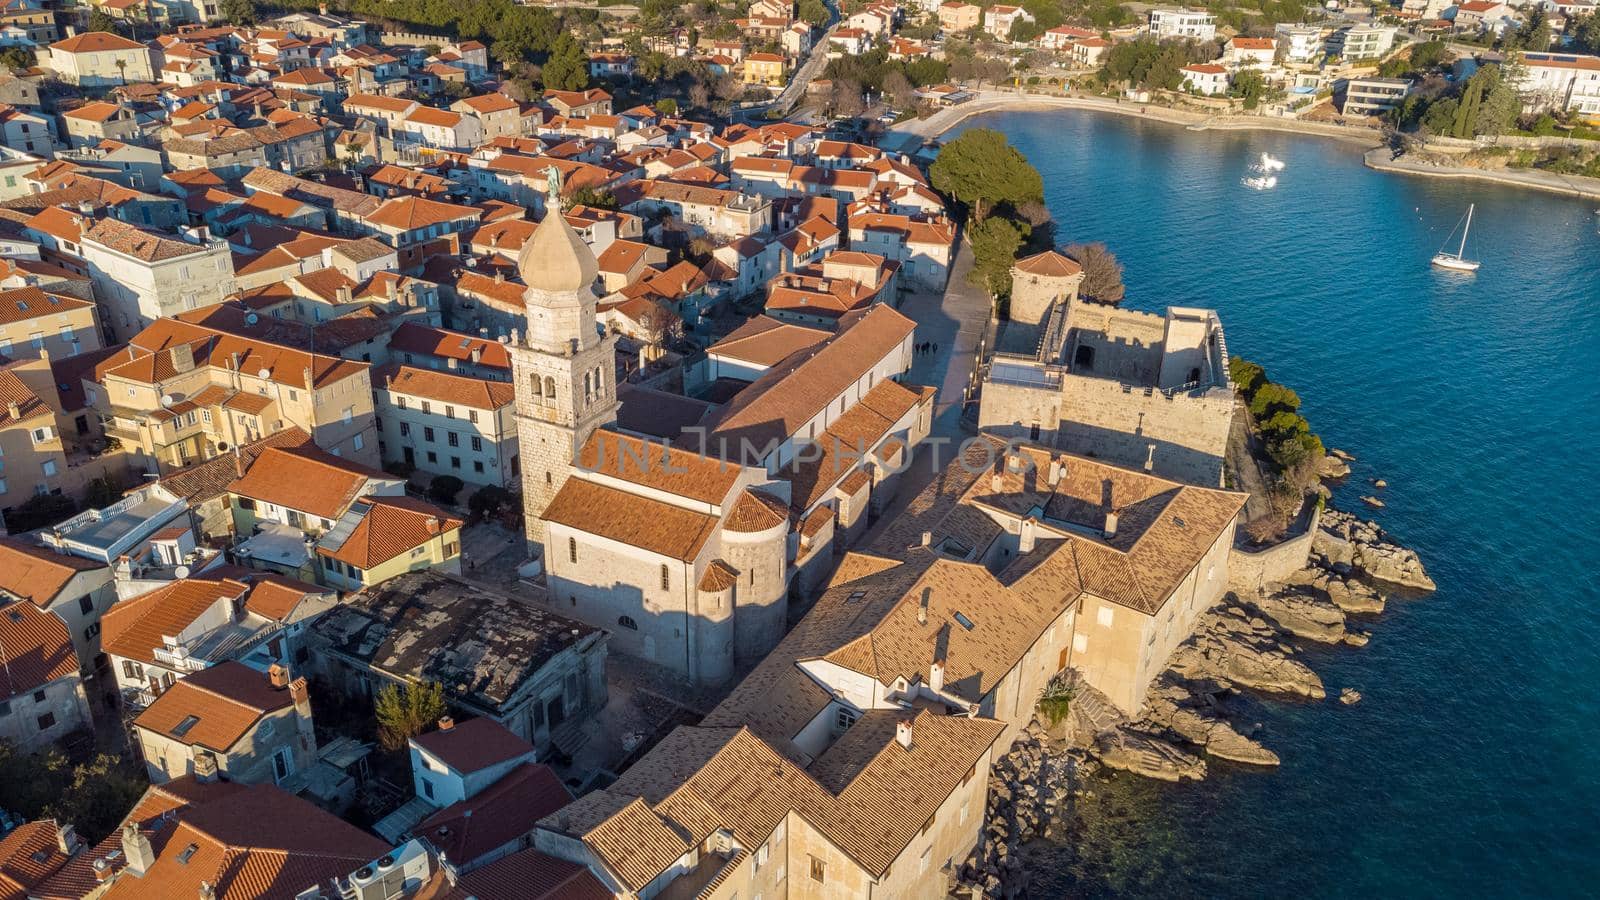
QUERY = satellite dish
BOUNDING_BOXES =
[174,565,190,579]
[257,367,271,380]
[159,394,175,408]
[465,257,478,268]
[245,312,259,325]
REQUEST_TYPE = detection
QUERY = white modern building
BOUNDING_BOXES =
[1148,7,1217,40]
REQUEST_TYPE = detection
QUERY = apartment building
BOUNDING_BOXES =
[80,219,236,341]
[0,285,100,361]
[374,363,518,488]
[0,599,91,751]
[47,31,156,88]
[1147,7,1217,40]
[90,317,380,472]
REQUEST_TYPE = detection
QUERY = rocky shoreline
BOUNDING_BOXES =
[950,504,1432,898]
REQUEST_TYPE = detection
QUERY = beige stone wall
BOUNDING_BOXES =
[0,305,101,361]
[0,675,88,752]
[1070,517,1236,714]
[138,705,309,786]
[871,747,992,899]
[1055,375,1234,487]
[82,239,236,342]
[1008,269,1080,329]
[1229,503,1320,594]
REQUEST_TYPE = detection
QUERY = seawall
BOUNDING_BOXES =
[1362,148,1600,201]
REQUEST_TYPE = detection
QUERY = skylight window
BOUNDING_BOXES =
[953,611,975,631]
[177,843,199,864]
[846,590,866,603]
[172,715,201,737]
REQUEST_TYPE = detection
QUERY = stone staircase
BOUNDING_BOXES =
[550,719,590,759]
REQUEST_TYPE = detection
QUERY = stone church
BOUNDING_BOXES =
[511,190,935,685]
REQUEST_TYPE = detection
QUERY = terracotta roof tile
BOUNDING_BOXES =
[575,430,743,506]
[132,660,293,752]
[447,847,610,900]
[315,494,461,570]
[541,478,718,562]
[227,445,385,520]
[0,536,104,607]
[0,600,78,699]
[413,763,570,867]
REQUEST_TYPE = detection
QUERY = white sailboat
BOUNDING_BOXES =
[1260,152,1286,172]
[1431,204,1481,272]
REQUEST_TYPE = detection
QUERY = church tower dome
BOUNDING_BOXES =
[518,165,603,355]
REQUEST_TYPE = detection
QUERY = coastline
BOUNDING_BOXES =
[1361,147,1600,201]
[888,90,1600,202]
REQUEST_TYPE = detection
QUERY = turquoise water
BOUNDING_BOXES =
[955,111,1600,897]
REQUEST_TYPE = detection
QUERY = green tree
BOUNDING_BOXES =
[1230,67,1268,109]
[220,0,255,24]
[82,476,123,510]
[1422,97,1459,136]
[0,46,33,70]
[0,743,148,843]
[427,474,465,504]
[799,0,828,26]
[1227,357,1266,395]
[5,492,76,532]
[655,97,678,115]
[969,216,1026,298]
[87,9,120,34]
[1249,382,1301,419]
[374,681,447,751]
[929,128,1043,221]
[570,186,618,209]
[541,33,590,92]
[1408,40,1448,69]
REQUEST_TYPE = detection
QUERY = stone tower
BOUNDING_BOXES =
[511,171,618,553]
[1009,250,1085,329]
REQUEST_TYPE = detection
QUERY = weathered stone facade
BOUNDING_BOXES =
[982,290,1235,487]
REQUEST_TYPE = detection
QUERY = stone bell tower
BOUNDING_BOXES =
[511,166,619,553]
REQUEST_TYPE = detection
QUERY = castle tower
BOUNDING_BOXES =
[1009,250,1085,330]
[511,170,619,553]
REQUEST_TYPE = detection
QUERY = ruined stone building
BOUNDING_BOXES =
[980,249,1235,487]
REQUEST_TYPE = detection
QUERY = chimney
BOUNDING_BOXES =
[425,515,440,534]
[303,366,314,393]
[895,719,912,749]
[93,858,112,884]
[232,445,246,478]
[192,750,218,784]
[56,822,80,856]
[1048,458,1062,485]
[199,882,217,900]
[6,401,18,420]
[917,587,929,626]
[289,676,311,716]
[268,663,289,689]
[469,348,482,364]
[1144,443,1156,473]
[929,659,945,692]
[989,473,1002,492]
[437,715,455,732]
[336,285,352,305]
[1103,510,1118,539]
[919,530,931,547]
[1019,517,1035,554]
[121,823,154,877]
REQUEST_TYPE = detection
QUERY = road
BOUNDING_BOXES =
[738,0,840,122]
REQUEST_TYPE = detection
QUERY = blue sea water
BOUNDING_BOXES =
[953,111,1600,898]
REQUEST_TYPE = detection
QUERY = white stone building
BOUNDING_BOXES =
[80,219,236,341]
[374,363,519,488]
[1148,7,1217,40]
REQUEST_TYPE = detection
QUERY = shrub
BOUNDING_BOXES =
[1245,515,1287,545]
[1227,357,1266,396]
[1248,382,1300,419]
[427,475,465,505]
[383,460,415,478]
[1036,676,1076,726]
[468,485,513,518]
[374,682,446,751]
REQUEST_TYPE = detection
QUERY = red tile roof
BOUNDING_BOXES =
[315,494,461,570]
[414,764,571,868]
[0,537,104,607]
[0,600,79,698]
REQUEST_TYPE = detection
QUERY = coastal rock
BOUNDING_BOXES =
[1373,478,1388,488]
[1343,629,1370,647]
[1318,454,1351,480]
[1285,568,1386,614]
[1361,495,1385,508]
[1248,590,1347,643]
[1330,448,1355,462]
[1166,608,1326,700]
[1340,688,1362,705]
[1094,727,1207,782]
[1142,689,1280,766]
[1319,509,1435,592]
